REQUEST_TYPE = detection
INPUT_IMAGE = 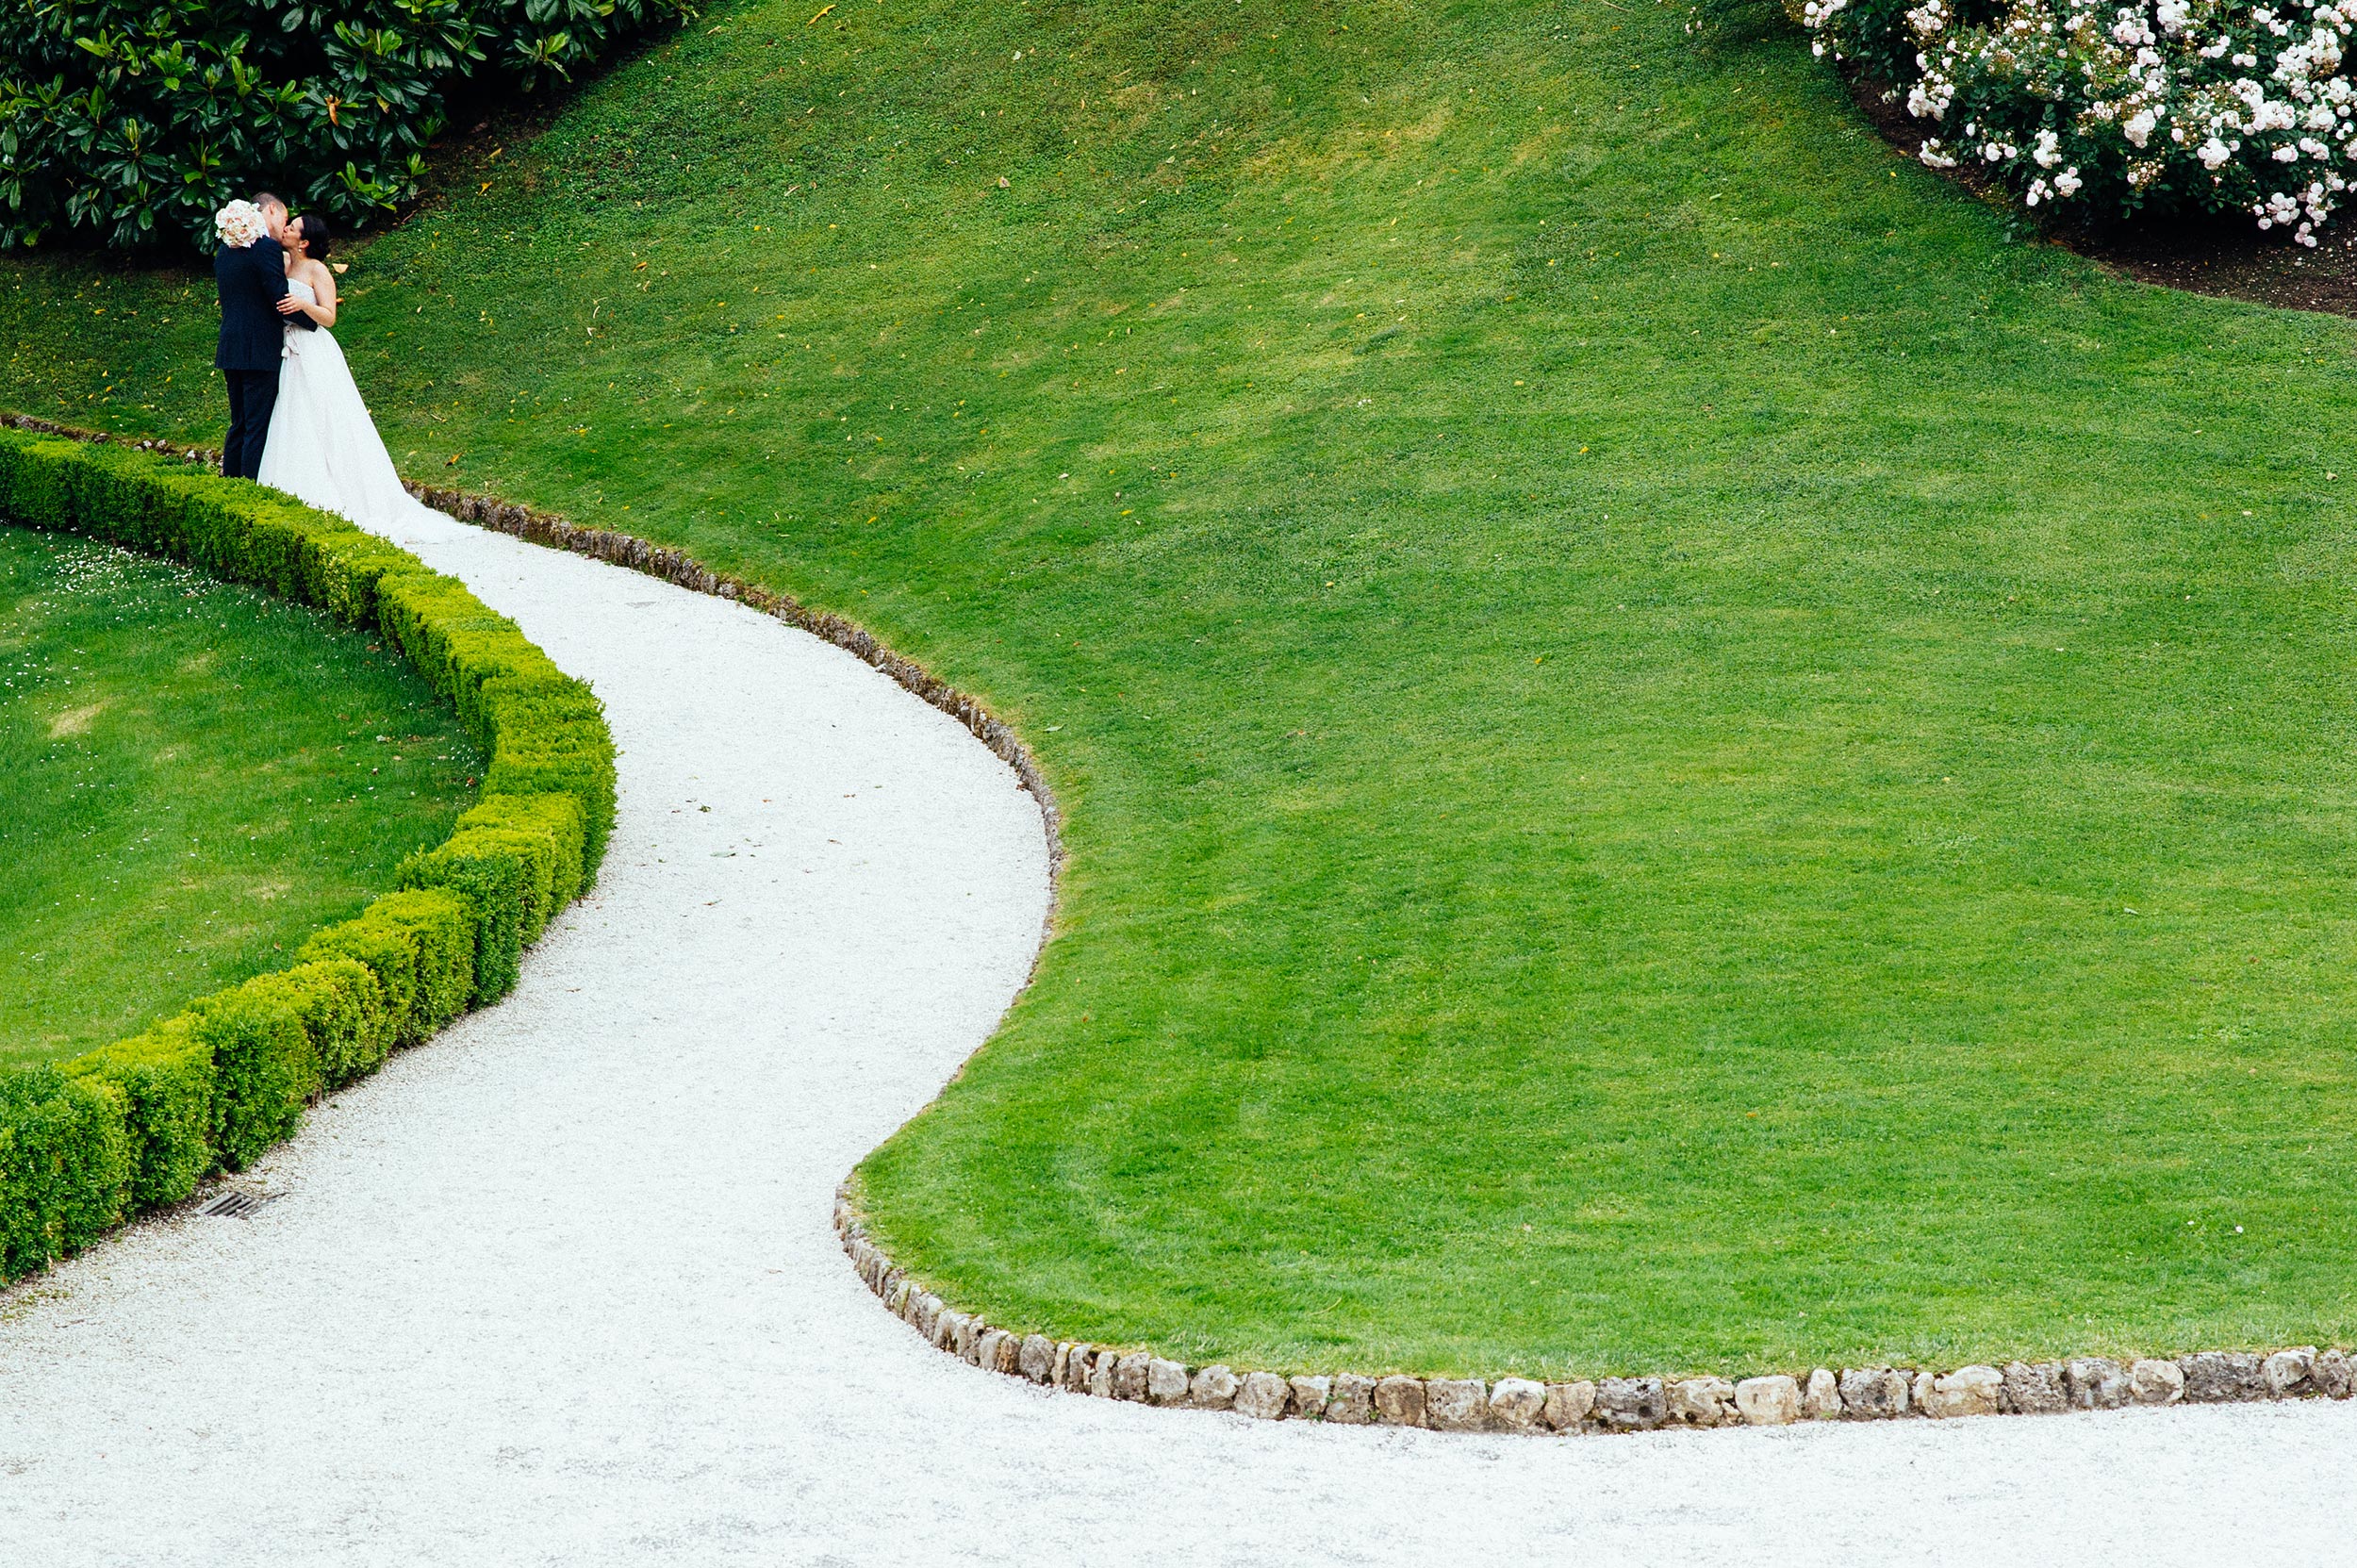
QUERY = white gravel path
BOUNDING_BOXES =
[4,512,2352,1566]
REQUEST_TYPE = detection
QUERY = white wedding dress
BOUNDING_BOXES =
[255,278,461,547]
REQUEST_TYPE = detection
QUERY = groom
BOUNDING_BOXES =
[214,191,315,480]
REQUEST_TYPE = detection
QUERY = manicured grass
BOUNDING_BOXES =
[0,525,482,1071]
[6,0,2357,1376]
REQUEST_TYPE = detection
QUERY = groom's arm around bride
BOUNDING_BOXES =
[214,191,315,483]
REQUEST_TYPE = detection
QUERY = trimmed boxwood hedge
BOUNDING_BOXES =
[0,425,616,1281]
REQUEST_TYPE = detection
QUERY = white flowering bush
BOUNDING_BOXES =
[1794,0,2357,241]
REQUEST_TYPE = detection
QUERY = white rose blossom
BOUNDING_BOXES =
[1792,0,2357,236]
[214,201,266,250]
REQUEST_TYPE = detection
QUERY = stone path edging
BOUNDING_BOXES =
[832,1188,2357,1433]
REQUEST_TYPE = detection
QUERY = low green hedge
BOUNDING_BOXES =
[0,425,617,1281]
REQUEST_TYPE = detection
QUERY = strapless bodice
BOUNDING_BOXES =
[287,278,318,305]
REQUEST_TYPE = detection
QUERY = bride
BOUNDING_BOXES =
[255,215,459,545]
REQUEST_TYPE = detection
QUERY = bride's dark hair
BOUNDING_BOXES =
[294,213,331,259]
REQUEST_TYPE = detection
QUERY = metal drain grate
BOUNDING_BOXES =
[200,1191,273,1218]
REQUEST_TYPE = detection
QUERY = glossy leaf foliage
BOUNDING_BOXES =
[0,0,689,252]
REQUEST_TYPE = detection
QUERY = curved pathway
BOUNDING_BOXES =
[2,515,2350,1566]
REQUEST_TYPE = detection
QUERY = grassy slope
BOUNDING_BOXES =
[6,0,2357,1375]
[0,526,481,1070]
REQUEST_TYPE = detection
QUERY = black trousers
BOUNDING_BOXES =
[222,368,280,480]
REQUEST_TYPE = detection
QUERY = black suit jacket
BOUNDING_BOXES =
[214,236,314,371]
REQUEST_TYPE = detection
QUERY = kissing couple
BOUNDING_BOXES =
[213,190,453,542]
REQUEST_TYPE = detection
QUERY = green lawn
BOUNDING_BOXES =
[6,0,2357,1377]
[0,525,481,1071]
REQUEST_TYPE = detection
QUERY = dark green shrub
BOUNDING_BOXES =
[246,958,388,1094]
[191,978,318,1170]
[0,432,78,526]
[0,1068,132,1277]
[299,886,478,1047]
[479,677,616,871]
[298,891,443,1050]
[0,424,613,1279]
[67,1019,214,1210]
[460,792,587,927]
[485,743,616,875]
[0,0,692,253]
[399,832,530,1004]
[448,823,557,945]
[374,569,567,724]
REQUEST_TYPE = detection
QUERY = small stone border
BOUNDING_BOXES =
[835,1190,2357,1431]
[25,414,2357,1439]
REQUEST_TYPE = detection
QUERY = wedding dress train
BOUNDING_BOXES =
[255,279,461,547]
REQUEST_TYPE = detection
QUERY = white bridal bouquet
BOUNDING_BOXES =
[214,200,267,250]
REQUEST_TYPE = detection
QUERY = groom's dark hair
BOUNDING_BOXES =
[250,190,285,211]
